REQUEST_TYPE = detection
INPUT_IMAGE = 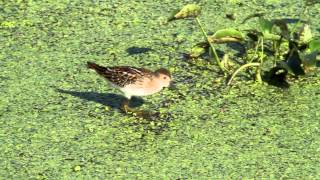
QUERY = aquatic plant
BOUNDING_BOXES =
[227,9,320,86]
[169,2,320,87]
[168,4,226,73]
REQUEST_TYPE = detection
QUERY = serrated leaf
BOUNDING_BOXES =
[298,24,313,43]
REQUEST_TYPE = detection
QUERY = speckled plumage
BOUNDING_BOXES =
[87,62,171,99]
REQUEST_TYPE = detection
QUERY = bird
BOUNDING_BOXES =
[87,61,172,113]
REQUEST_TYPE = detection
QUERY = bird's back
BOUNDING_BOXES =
[87,62,151,87]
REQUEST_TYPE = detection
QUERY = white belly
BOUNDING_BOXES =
[120,84,162,98]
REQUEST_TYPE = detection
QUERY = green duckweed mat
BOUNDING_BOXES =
[1,0,320,179]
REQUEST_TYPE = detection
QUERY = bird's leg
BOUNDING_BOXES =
[121,99,131,113]
[121,98,141,115]
[120,98,148,117]
[120,98,155,119]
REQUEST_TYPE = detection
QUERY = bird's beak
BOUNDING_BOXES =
[168,81,177,90]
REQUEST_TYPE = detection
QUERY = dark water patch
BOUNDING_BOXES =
[126,46,153,55]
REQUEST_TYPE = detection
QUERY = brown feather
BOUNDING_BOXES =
[87,62,152,87]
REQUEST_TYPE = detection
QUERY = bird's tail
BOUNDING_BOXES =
[87,62,109,76]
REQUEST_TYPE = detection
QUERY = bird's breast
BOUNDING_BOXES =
[120,78,162,97]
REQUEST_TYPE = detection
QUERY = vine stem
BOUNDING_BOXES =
[195,17,226,73]
[227,63,261,85]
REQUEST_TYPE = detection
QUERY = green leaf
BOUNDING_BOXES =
[272,19,290,38]
[257,18,283,40]
[309,39,320,52]
[263,33,281,41]
[259,18,273,34]
[168,4,201,21]
[212,28,244,39]
[208,28,244,43]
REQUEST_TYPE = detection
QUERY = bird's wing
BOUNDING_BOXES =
[102,66,151,87]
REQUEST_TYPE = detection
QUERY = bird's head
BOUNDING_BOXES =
[154,68,172,88]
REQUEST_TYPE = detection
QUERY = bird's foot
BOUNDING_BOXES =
[121,100,157,119]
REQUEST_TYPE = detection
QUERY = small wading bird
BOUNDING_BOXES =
[87,62,172,113]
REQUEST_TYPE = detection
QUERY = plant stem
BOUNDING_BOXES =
[255,37,264,83]
[273,37,282,66]
[195,17,225,73]
[248,38,261,63]
[227,63,261,85]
